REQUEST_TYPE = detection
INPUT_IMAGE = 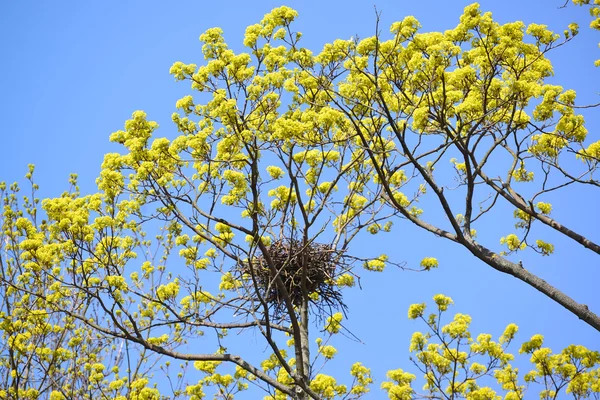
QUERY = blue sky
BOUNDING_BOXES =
[1,0,599,397]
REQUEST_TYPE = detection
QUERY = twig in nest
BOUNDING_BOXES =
[242,239,348,319]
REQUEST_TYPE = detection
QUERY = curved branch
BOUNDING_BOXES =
[461,236,600,331]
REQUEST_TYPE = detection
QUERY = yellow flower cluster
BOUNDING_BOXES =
[309,374,347,399]
[500,233,526,251]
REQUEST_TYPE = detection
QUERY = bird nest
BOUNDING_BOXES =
[242,239,347,318]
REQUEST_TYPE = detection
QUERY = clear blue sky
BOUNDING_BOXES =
[1,0,599,397]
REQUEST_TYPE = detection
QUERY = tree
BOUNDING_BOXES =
[297,2,600,332]
[0,174,132,399]
[1,3,599,399]
[382,295,600,399]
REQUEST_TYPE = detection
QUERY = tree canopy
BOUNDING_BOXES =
[1,2,599,399]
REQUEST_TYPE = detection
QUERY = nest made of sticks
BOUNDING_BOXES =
[242,239,346,317]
